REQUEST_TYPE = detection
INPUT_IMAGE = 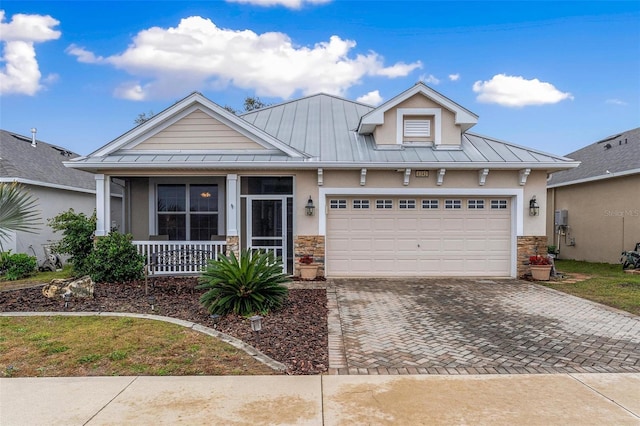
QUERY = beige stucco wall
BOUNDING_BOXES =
[113,167,549,242]
[137,110,265,151]
[373,94,461,146]
[546,174,640,264]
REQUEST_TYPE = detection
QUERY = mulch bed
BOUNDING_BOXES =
[0,277,328,375]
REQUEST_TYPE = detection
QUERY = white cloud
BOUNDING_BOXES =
[449,73,460,81]
[473,74,573,107]
[605,98,627,106]
[226,0,331,8]
[357,90,383,106]
[419,74,440,85]
[65,44,106,64]
[66,16,422,101]
[0,11,61,96]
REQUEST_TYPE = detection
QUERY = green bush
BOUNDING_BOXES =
[197,249,290,316]
[2,253,37,280]
[88,232,145,283]
[48,209,96,276]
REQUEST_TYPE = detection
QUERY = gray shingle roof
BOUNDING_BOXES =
[0,129,95,191]
[547,127,640,187]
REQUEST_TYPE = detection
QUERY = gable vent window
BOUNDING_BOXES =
[422,199,439,209]
[491,199,508,209]
[445,199,462,209]
[404,119,431,138]
[399,199,416,209]
[376,199,393,209]
[330,199,347,209]
[467,199,485,209]
[353,199,370,209]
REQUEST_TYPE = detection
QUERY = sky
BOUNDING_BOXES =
[1,1,639,157]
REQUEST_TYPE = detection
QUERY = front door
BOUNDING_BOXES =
[248,197,288,272]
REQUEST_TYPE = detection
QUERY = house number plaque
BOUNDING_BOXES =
[415,170,429,177]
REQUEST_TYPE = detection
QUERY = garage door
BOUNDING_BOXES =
[326,197,512,277]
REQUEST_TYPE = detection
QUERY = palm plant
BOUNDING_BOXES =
[0,183,41,251]
[197,249,290,316]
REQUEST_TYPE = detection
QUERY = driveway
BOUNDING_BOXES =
[328,279,640,374]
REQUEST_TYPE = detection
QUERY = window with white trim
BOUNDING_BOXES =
[352,199,370,209]
[445,199,462,209]
[467,199,485,209]
[330,199,347,209]
[399,199,416,209]
[422,199,439,209]
[491,199,508,209]
[376,199,393,209]
[157,184,218,241]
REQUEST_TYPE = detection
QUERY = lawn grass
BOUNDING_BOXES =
[544,259,640,316]
[0,265,74,290]
[0,316,276,377]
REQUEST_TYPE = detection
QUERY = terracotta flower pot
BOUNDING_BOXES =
[298,264,318,280]
[530,265,552,281]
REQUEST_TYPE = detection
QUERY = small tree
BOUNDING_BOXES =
[0,183,41,251]
[134,110,155,125]
[48,209,96,276]
[87,231,144,282]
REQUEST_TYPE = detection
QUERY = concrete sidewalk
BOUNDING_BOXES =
[2,374,639,425]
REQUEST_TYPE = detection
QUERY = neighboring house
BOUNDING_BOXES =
[0,129,123,264]
[65,83,578,278]
[547,127,640,264]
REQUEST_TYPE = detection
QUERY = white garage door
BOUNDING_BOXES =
[326,197,512,277]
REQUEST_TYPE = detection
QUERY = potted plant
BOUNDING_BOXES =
[529,255,552,281]
[297,254,318,280]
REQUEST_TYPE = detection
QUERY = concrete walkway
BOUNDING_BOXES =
[2,374,639,425]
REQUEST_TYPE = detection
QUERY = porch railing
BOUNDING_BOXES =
[133,240,227,275]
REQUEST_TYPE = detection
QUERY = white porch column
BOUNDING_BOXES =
[226,174,238,236]
[95,174,111,237]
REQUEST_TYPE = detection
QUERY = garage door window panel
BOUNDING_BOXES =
[422,199,439,209]
[376,199,393,209]
[353,199,370,209]
[445,199,462,209]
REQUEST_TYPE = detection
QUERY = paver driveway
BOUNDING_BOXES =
[329,279,640,374]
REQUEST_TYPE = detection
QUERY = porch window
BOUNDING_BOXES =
[157,184,218,240]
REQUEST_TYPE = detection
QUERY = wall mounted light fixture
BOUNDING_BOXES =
[529,196,540,216]
[305,196,315,216]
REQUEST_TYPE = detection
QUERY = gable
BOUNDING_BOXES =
[358,82,478,150]
[134,110,265,151]
[374,93,461,147]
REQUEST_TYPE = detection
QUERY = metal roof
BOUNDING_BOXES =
[0,129,95,191]
[65,88,579,172]
[547,127,640,187]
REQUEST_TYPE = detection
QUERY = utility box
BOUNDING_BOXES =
[555,209,568,226]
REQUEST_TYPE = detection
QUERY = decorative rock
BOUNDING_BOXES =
[42,276,95,299]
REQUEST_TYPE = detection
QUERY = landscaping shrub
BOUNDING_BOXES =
[2,252,37,280]
[48,209,96,276]
[197,249,290,316]
[88,232,144,283]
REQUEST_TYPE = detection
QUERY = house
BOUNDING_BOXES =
[64,83,578,278]
[0,129,123,264]
[547,127,640,264]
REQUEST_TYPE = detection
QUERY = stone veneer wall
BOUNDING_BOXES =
[517,236,548,278]
[294,235,325,278]
[225,235,239,258]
